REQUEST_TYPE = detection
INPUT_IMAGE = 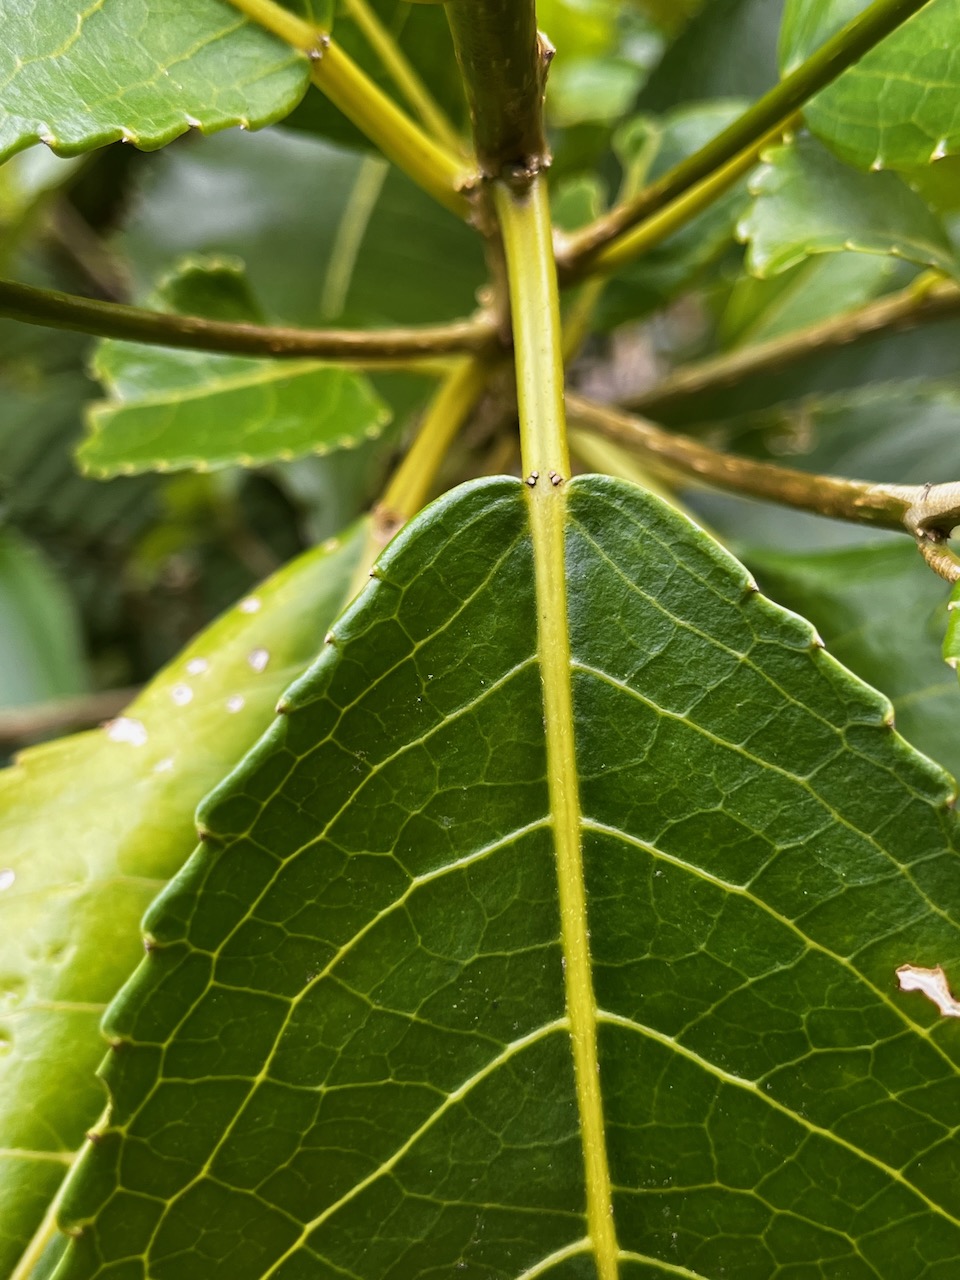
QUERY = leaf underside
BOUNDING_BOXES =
[54,477,960,1279]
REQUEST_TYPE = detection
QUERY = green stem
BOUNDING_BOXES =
[377,356,493,528]
[347,356,494,600]
[341,0,463,152]
[562,0,937,273]
[224,0,472,217]
[0,277,497,363]
[494,180,568,479]
[627,272,960,416]
[495,175,620,1280]
[568,392,960,581]
[563,117,793,282]
[446,0,552,181]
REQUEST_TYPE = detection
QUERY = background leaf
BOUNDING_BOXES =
[0,0,309,165]
[779,0,960,171]
[118,127,485,328]
[0,529,88,709]
[597,100,752,329]
[52,477,960,1279]
[0,524,364,1278]
[739,136,959,279]
[79,259,391,477]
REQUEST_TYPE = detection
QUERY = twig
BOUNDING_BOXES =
[0,278,499,364]
[625,274,960,416]
[224,0,473,217]
[568,392,960,581]
[341,0,463,153]
[445,0,553,184]
[560,0,938,275]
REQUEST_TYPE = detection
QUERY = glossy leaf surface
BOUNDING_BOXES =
[80,261,390,477]
[739,136,958,279]
[779,0,960,170]
[0,527,364,1278]
[54,477,960,1279]
[0,1,308,165]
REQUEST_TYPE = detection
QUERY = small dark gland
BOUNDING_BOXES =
[549,471,563,486]
[525,471,539,487]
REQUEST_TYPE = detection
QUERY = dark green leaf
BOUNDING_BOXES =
[0,526,364,1278]
[118,128,485,328]
[80,260,390,477]
[0,529,87,709]
[739,136,959,278]
[53,477,960,1279]
[0,1,309,165]
[640,0,785,109]
[779,0,960,171]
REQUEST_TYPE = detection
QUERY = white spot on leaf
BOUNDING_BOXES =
[896,964,960,1017]
[248,648,269,673]
[226,694,245,713]
[0,869,14,891]
[170,683,193,706]
[238,597,261,614]
[106,717,148,746]
[185,657,209,676]
[153,757,175,774]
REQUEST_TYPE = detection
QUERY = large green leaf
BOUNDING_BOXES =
[779,0,960,171]
[80,260,390,477]
[0,0,309,166]
[739,136,958,279]
[0,526,364,1278]
[52,476,960,1278]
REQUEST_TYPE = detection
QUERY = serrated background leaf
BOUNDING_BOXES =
[0,526,364,1277]
[739,136,959,279]
[779,0,960,170]
[52,477,960,1280]
[80,259,391,477]
[0,1,309,165]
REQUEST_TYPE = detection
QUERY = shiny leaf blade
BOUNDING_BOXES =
[0,1,309,164]
[79,259,391,477]
[80,358,391,476]
[0,526,364,1278]
[779,0,960,170]
[739,136,959,278]
[53,477,960,1279]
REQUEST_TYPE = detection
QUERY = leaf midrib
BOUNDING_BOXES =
[528,484,619,1280]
